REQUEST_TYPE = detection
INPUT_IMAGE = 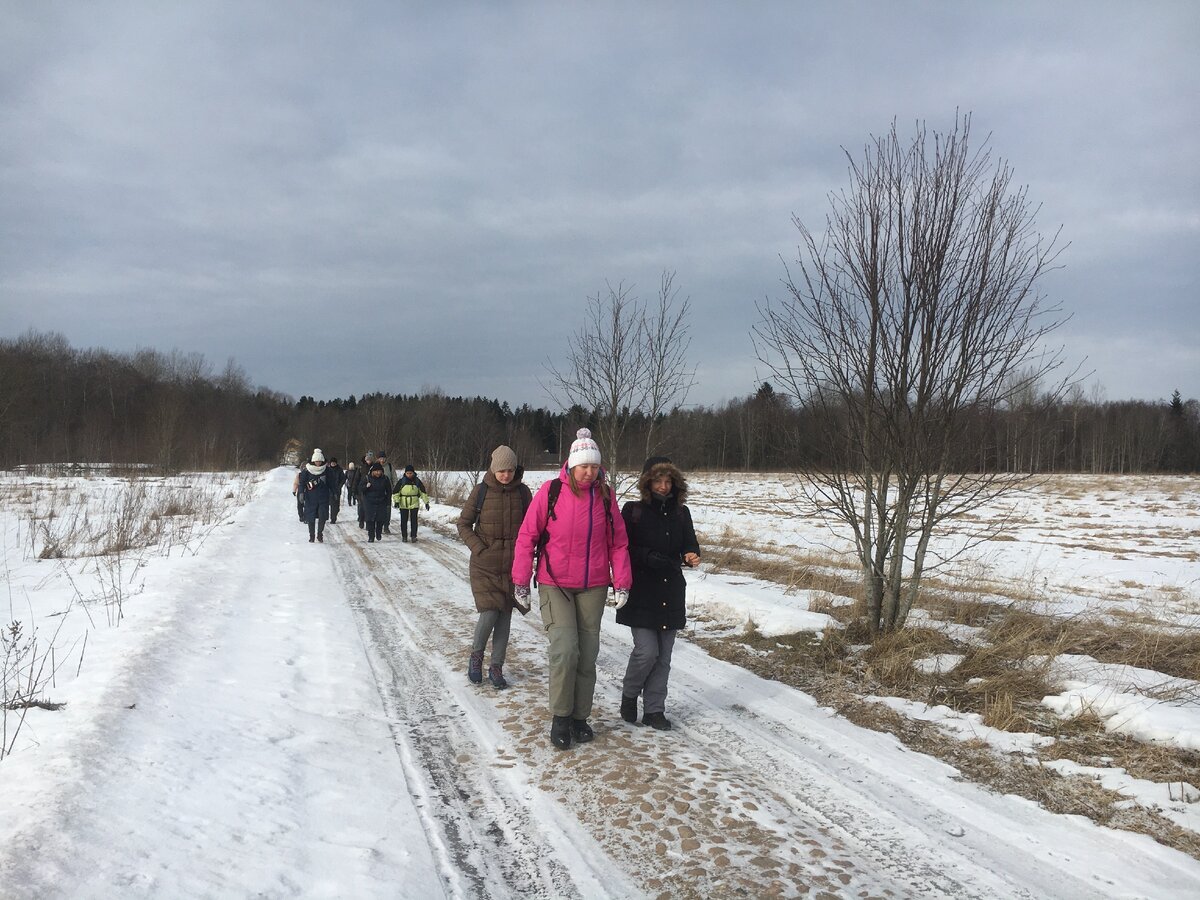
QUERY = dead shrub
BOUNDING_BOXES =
[918,591,1003,627]
[858,627,960,694]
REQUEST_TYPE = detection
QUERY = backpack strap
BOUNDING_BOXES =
[532,479,562,587]
[473,482,488,520]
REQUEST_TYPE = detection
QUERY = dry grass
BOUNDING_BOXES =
[704,526,863,601]
[695,628,1200,860]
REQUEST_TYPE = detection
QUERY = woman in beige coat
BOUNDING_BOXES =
[456,445,532,688]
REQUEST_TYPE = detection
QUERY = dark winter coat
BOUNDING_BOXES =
[616,461,700,631]
[298,464,333,520]
[360,468,392,520]
[353,457,374,499]
[325,463,347,505]
[345,465,362,499]
[456,468,533,614]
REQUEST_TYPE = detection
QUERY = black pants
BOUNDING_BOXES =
[330,495,341,523]
[365,517,383,541]
[305,502,329,540]
[399,507,419,538]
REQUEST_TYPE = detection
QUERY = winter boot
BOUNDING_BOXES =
[642,711,672,731]
[317,532,324,543]
[570,719,594,743]
[550,715,573,750]
[468,651,484,684]
[488,665,507,689]
[620,695,638,724]
[402,534,409,543]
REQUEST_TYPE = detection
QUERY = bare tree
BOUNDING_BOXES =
[756,115,1076,634]
[544,271,696,493]
[641,270,697,461]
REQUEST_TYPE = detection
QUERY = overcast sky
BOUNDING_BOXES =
[2,2,1196,408]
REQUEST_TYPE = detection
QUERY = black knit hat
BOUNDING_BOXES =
[642,455,672,473]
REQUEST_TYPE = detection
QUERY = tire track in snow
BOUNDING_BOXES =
[327,529,598,900]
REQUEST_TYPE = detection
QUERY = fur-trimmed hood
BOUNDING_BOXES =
[637,460,688,505]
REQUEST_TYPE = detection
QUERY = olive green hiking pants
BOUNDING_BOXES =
[537,584,608,718]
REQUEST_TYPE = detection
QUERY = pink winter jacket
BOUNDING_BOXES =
[511,465,632,592]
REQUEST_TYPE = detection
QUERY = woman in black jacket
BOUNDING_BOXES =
[296,449,334,543]
[616,456,701,730]
[360,461,391,543]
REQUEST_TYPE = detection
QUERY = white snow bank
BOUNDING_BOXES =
[1043,758,1200,834]
[1043,682,1200,751]
[688,572,835,637]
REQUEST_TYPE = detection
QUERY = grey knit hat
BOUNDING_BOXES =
[490,445,518,472]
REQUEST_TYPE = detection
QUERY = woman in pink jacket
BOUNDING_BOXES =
[513,429,632,750]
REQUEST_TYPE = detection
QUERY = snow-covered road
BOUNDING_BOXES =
[2,468,1198,898]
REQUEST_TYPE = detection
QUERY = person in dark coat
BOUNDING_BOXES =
[376,450,397,534]
[360,460,391,543]
[455,445,532,689]
[297,449,334,543]
[325,456,347,524]
[344,461,359,507]
[356,451,375,529]
[616,456,701,730]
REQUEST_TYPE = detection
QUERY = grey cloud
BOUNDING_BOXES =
[2,1,1196,406]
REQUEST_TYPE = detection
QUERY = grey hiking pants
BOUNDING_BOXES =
[472,608,512,667]
[538,584,608,718]
[622,627,677,715]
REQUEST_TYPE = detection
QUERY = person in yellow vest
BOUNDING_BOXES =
[393,464,430,543]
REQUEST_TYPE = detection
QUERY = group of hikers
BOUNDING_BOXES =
[292,449,429,544]
[458,429,701,750]
[292,428,702,750]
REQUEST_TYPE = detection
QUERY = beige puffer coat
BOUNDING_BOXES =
[456,468,533,614]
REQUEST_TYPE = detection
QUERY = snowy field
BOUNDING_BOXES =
[0,466,1198,899]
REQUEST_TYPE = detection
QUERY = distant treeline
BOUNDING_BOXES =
[0,331,288,470]
[2,331,1197,473]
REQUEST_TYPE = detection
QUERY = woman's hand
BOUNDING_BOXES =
[683,552,701,568]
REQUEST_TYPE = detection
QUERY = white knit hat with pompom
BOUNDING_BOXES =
[566,428,601,469]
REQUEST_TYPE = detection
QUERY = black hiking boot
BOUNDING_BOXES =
[620,695,638,724]
[488,665,507,689]
[550,716,573,750]
[468,652,484,684]
[570,719,594,743]
[642,712,672,731]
